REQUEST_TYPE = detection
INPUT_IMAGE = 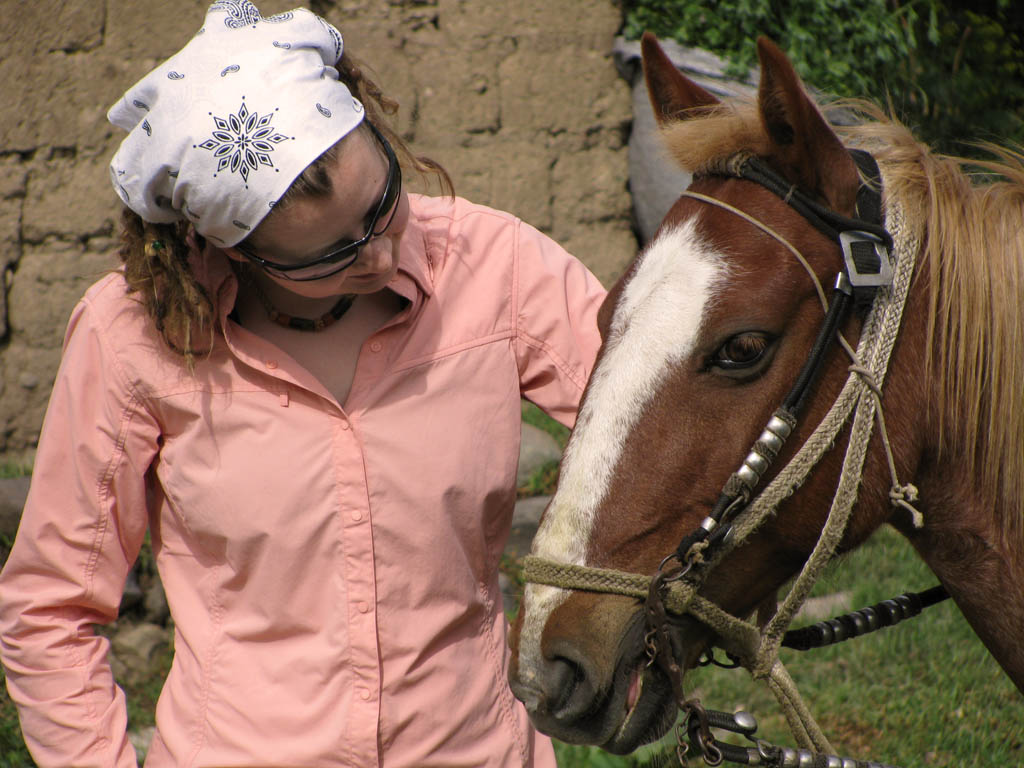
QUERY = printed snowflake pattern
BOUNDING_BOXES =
[198,102,290,184]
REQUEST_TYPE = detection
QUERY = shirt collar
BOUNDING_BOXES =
[387,197,434,304]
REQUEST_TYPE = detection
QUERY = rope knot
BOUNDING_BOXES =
[685,539,709,566]
[889,483,924,528]
[847,363,883,397]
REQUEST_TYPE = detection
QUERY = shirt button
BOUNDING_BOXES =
[351,509,363,522]
[357,602,369,613]
[340,420,350,430]
[359,689,370,701]
[265,359,278,370]
[369,340,383,353]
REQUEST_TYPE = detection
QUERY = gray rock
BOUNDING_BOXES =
[517,424,563,488]
[129,725,155,763]
[501,496,553,616]
[505,495,551,563]
[110,622,169,687]
[512,495,550,529]
[144,577,170,626]
[612,37,757,245]
[0,476,30,542]
[499,571,519,617]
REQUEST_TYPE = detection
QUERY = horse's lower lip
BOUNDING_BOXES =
[625,666,643,714]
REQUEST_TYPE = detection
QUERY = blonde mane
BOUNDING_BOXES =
[661,101,1024,544]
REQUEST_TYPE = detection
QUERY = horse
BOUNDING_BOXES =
[507,32,1024,759]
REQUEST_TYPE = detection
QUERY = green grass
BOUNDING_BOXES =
[675,527,1023,767]
[518,402,570,498]
[0,464,30,479]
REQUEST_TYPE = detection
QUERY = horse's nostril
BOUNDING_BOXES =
[546,656,580,713]
[545,654,598,722]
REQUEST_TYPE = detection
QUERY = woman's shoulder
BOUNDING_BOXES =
[69,272,209,397]
[410,193,521,235]
[408,193,531,281]
[72,272,177,370]
[78,271,152,329]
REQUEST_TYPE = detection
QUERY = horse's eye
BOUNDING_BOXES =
[710,332,774,374]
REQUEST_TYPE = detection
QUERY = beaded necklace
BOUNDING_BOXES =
[249,277,356,332]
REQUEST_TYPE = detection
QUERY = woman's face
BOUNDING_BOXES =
[228,124,410,299]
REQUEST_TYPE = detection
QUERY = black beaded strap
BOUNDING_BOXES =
[781,585,950,651]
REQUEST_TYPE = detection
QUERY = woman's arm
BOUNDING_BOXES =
[0,296,160,767]
[513,219,608,426]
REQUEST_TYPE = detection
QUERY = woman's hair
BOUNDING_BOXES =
[118,50,453,368]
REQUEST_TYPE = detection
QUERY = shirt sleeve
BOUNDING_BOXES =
[513,219,608,428]
[0,297,160,767]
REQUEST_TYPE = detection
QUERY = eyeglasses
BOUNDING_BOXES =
[236,122,402,281]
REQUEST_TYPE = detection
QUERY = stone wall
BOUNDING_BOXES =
[0,0,635,464]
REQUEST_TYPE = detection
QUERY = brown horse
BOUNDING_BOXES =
[508,33,1024,755]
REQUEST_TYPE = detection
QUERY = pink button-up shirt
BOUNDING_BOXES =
[0,194,607,767]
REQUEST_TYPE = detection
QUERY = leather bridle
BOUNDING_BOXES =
[663,149,894,581]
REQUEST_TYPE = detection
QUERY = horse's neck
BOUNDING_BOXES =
[880,277,1024,695]
[895,476,1024,695]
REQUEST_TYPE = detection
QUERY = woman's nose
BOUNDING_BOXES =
[351,235,394,272]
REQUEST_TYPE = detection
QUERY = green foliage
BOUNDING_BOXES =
[518,402,569,496]
[0,671,36,766]
[0,464,30,479]
[622,0,1024,155]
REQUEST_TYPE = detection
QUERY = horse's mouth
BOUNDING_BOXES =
[519,610,712,752]
[602,661,676,752]
[600,615,711,754]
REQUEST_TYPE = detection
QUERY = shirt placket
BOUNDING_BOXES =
[334,409,380,767]
[221,279,417,767]
[334,326,401,767]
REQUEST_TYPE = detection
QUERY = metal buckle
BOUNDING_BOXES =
[839,230,893,291]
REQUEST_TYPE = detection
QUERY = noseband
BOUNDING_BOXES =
[522,151,942,766]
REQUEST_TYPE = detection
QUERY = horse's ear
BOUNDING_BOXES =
[755,36,859,215]
[641,31,720,127]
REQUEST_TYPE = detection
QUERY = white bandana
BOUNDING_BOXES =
[107,0,365,247]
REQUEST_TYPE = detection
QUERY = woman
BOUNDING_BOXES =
[0,2,606,766]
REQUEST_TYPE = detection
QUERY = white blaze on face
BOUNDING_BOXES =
[516,218,728,679]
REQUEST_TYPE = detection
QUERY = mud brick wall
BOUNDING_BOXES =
[0,0,635,464]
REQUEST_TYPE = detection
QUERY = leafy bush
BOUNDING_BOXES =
[621,0,1024,155]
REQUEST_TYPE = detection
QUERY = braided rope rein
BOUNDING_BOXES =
[522,175,922,755]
